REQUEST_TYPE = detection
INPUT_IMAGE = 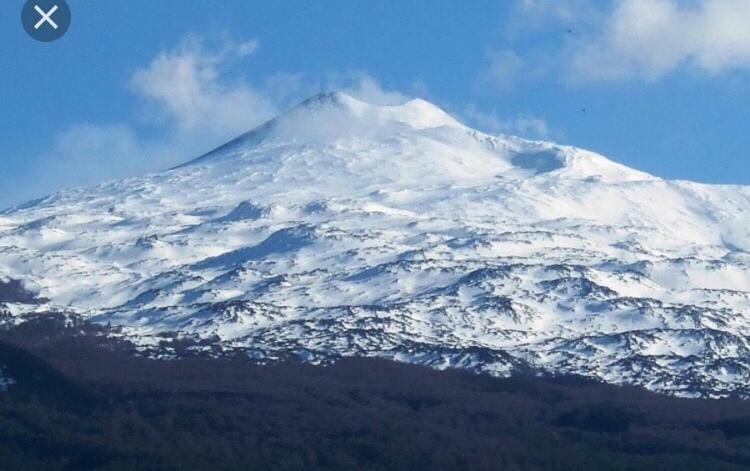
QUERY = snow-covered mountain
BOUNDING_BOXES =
[2,92,750,398]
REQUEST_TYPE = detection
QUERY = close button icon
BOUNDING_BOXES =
[22,0,71,42]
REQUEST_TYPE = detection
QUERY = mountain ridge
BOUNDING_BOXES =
[1,92,750,398]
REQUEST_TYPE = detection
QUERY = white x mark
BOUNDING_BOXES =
[33,4,59,30]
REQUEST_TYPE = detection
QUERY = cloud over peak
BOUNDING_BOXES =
[129,35,276,137]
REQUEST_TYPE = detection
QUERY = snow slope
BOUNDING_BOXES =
[2,92,750,397]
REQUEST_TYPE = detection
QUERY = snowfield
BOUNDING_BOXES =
[2,92,750,397]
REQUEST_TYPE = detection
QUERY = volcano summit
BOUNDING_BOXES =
[2,92,750,398]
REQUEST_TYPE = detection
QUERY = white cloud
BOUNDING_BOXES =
[129,35,277,139]
[2,34,279,208]
[235,39,260,57]
[262,72,319,108]
[271,71,414,106]
[340,74,410,105]
[5,124,192,207]
[461,105,556,140]
[42,124,145,183]
[260,72,413,112]
[508,0,606,39]
[482,50,526,91]
[1,34,426,209]
[515,0,591,23]
[512,116,554,139]
[571,0,750,81]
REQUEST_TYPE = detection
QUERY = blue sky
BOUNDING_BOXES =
[1,0,749,209]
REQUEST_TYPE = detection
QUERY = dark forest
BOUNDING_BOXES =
[1,314,750,470]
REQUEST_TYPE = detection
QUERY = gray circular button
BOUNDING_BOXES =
[21,0,71,42]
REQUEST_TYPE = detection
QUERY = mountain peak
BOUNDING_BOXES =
[288,91,465,131]
[4,93,750,401]
[184,91,467,166]
[185,90,649,185]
